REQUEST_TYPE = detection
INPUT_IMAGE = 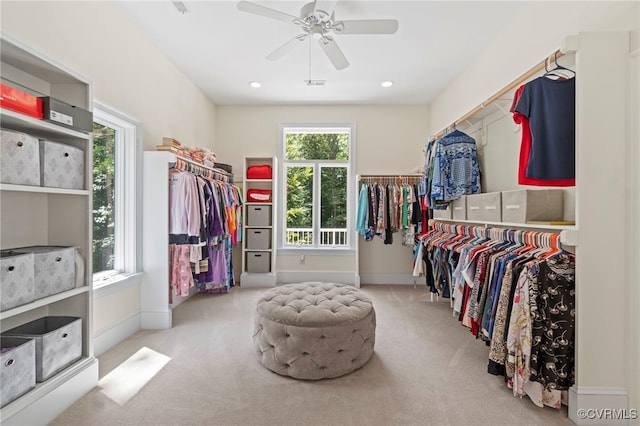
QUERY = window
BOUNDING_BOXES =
[280,125,355,250]
[92,101,142,285]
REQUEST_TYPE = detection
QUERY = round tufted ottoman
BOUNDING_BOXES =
[253,282,376,380]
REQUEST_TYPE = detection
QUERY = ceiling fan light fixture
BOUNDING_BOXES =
[381,80,394,88]
[249,81,262,88]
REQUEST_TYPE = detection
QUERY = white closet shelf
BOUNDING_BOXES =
[0,183,89,195]
[429,218,579,246]
[0,286,89,321]
[1,108,91,140]
[0,356,97,419]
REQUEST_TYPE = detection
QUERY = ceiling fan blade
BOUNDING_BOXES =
[337,19,399,34]
[237,1,299,24]
[319,38,349,70]
[266,35,307,61]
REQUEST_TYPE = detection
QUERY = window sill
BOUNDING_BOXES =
[94,272,143,299]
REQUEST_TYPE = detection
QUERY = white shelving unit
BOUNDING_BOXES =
[0,34,98,425]
[241,157,277,287]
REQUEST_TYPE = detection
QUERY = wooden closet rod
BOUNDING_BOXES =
[429,49,566,141]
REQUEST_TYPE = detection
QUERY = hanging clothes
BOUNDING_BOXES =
[512,84,575,186]
[420,221,575,409]
[514,76,576,183]
[168,166,243,299]
[429,130,481,208]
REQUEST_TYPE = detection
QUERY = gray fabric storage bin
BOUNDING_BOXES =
[39,140,84,190]
[466,192,502,222]
[0,251,35,312]
[452,196,467,220]
[2,316,82,382]
[501,189,564,224]
[11,246,75,300]
[246,252,271,273]
[246,229,271,250]
[0,129,40,186]
[247,205,272,226]
[0,337,36,407]
[432,204,452,219]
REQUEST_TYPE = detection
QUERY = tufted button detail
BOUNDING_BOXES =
[302,351,310,355]
[337,349,344,353]
[319,335,326,339]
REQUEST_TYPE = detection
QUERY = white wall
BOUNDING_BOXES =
[214,105,429,283]
[1,1,218,345]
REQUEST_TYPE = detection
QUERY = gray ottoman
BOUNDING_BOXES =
[253,282,376,380]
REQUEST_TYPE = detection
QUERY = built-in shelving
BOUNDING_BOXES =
[0,33,98,425]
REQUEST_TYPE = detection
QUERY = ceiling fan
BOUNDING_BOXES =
[237,0,399,70]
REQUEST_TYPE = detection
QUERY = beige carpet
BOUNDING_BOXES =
[51,285,574,426]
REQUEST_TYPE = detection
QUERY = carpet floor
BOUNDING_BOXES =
[51,285,574,426]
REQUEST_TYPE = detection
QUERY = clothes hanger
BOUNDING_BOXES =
[544,51,575,80]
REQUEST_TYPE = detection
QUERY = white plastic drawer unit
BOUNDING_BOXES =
[39,139,84,190]
[451,196,467,220]
[501,189,564,224]
[466,192,502,222]
[246,252,271,273]
[0,251,35,312]
[2,316,82,383]
[247,205,272,226]
[0,128,41,186]
[246,229,271,250]
[10,246,76,300]
[0,337,36,407]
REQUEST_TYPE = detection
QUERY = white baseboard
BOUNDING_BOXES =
[277,271,357,286]
[359,272,423,285]
[170,285,199,308]
[569,386,632,425]
[94,313,141,356]
[141,310,172,330]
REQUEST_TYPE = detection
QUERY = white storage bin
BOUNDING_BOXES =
[0,337,36,407]
[247,205,272,226]
[2,316,82,382]
[39,140,84,190]
[246,252,271,273]
[11,246,75,300]
[246,229,271,250]
[0,251,35,312]
[466,192,502,222]
[432,204,452,219]
[452,196,467,220]
[501,189,564,224]
[0,129,40,186]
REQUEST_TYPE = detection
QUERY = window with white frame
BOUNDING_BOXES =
[280,125,355,250]
[92,101,141,285]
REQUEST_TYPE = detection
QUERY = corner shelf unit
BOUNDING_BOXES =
[0,34,98,425]
[241,157,277,287]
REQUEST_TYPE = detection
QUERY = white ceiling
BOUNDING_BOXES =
[115,1,527,105]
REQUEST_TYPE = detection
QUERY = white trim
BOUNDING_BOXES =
[94,272,143,298]
[277,271,357,286]
[93,313,141,356]
[569,387,631,425]
[141,310,172,330]
[278,123,356,251]
[169,284,199,309]
[359,273,422,285]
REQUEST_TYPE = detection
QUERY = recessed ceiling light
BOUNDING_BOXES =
[249,81,261,88]
[381,80,394,88]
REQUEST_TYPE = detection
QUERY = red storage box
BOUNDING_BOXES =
[0,83,43,119]
[247,188,272,202]
[247,165,272,179]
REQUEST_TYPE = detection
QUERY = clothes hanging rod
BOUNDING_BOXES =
[358,173,423,180]
[170,153,233,178]
[429,49,566,141]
